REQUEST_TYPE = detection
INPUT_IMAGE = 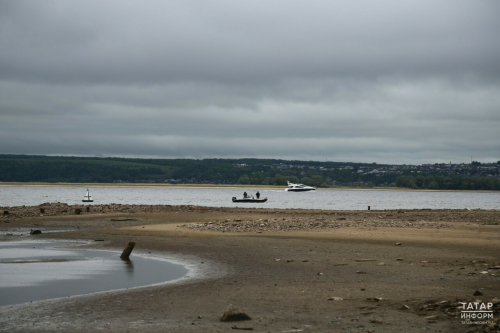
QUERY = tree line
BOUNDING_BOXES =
[0,154,498,191]
[395,174,500,191]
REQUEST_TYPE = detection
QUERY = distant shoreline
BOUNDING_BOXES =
[0,182,498,192]
[0,182,279,189]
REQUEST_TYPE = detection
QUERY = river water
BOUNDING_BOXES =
[0,186,499,210]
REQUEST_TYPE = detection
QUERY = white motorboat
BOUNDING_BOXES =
[82,188,93,202]
[285,181,316,192]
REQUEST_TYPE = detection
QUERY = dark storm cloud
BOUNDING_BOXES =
[0,0,499,164]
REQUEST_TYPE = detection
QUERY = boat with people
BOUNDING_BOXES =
[232,191,267,203]
[232,196,268,203]
[285,181,316,192]
[82,188,93,202]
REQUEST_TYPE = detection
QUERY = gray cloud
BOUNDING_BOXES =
[1,0,499,164]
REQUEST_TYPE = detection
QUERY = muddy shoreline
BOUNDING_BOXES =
[1,205,499,332]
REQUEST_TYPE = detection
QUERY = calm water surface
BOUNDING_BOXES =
[0,240,189,307]
[0,186,499,210]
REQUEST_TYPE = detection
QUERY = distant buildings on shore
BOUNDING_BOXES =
[119,161,498,185]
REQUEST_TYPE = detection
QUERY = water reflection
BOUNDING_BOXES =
[0,240,188,307]
[121,257,135,276]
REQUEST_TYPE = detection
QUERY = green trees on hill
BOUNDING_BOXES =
[0,157,167,183]
[395,175,500,190]
[0,154,498,190]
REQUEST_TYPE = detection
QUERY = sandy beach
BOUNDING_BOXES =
[0,204,499,332]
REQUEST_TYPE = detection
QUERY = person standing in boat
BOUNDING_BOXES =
[243,191,248,198]
[256,191,260,199]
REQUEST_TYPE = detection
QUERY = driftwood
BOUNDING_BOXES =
[120,242,136,259]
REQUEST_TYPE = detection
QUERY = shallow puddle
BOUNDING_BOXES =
[0,240,189,307]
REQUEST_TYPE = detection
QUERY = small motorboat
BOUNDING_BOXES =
[82,188,93,202]
[232,196,268,203]
[285,181,316,192]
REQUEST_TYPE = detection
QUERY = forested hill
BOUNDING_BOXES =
[0,154,499,190]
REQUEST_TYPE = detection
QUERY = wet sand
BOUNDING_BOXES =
[0,205,499,332]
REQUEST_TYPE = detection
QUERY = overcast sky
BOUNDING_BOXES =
[1,1,499,165]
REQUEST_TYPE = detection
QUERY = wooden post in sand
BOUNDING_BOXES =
[120,242,135,259]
